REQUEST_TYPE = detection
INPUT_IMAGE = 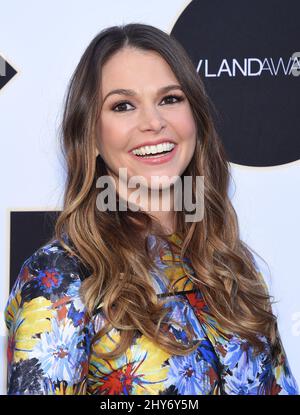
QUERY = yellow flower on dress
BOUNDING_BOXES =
[89,328,171,395]
[6,295,54,362]
[161,233,195,293]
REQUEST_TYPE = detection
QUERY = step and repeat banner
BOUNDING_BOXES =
[0,0,299,394]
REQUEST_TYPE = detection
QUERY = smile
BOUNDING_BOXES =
[129,142,178,165]
[132,141,175,156]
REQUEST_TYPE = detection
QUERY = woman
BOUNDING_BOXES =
[4,23,298,395]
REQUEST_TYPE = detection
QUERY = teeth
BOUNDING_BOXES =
[132,142,175,156]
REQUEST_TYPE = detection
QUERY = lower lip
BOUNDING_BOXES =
[129,145,178,165]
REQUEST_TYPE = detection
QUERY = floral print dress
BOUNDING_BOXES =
[4,233,299,395]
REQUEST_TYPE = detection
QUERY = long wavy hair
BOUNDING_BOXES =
[53,23,281,361]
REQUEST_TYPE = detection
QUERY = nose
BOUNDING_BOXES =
[138,104,167,132]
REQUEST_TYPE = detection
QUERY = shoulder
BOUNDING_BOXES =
[15,234,90,288]
[5,236,92,328]
[5,237,94,394]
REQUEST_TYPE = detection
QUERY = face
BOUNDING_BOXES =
[96,47,197,195]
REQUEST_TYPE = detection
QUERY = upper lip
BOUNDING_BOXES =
[129,138,176,152]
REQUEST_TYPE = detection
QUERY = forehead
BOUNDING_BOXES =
[100,47,178,92]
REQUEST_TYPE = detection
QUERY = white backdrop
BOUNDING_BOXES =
[0,0,299,395]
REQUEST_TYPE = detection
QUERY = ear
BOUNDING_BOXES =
[95,148,100,157]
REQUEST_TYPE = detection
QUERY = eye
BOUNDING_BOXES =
[112,101,135,112]
[160,94,185,105]
[111,94,185,113]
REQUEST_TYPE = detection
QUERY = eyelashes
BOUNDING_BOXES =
[111,94,185,113]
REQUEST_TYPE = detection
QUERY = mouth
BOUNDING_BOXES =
[129,143,178,165]
[129,139,176,153]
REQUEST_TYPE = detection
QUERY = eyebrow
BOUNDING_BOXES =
[102,84,183,104]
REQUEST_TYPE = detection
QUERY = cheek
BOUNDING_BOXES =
[98,118,129,153]
[171,109,197,143]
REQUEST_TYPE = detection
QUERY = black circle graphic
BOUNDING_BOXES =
[171,0,300,167]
